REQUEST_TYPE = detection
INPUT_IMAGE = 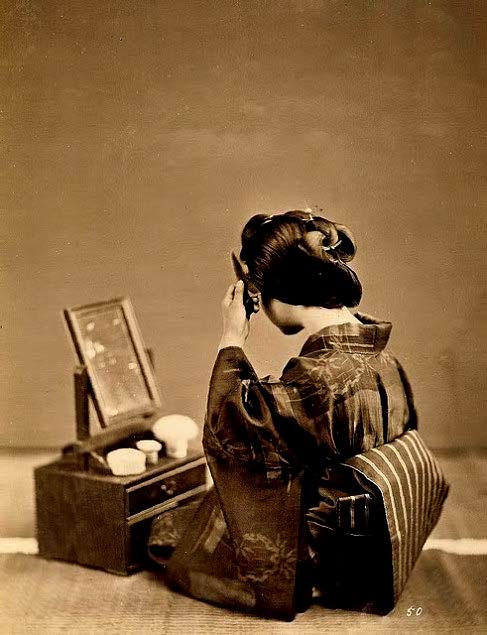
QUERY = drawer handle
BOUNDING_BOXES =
[160,480,176,497]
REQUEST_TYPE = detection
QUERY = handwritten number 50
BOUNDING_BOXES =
[407,606,423,616]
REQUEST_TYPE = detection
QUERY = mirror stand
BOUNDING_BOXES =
[62,348,156,471]
[74,365,91,442]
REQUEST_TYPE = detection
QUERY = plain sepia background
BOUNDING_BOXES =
[1,1,485,451]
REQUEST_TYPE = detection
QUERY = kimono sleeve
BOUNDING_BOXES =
[203,346,309,474]
[394,358,418,430]
[201,347,313,620]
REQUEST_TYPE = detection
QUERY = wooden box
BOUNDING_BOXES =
[34,297,207,574]
[35,449,206,574]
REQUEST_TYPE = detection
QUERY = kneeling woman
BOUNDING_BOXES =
[150,210,448,620]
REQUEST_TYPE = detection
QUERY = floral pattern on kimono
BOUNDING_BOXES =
[151,313,447,620]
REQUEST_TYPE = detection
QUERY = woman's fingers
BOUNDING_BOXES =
[221,283,236,308]
[233,279,244,298]
[219,280,251,349]
[222,280,250,313]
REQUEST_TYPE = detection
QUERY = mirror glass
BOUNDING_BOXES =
[64,298,161,426]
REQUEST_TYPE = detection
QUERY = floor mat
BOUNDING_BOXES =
[1,551,485,633]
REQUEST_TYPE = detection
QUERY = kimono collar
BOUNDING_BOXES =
[299,312,392,356]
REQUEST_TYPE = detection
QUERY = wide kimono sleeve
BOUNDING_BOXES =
[202,346,320,475]
[200,346,316,620]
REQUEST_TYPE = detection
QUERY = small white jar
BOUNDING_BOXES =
[106,448,146,476]
[136,439,162,465]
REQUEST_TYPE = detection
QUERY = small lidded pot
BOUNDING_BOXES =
[136,439,162,465]
[106,448,146,476]
[152,414,199,459]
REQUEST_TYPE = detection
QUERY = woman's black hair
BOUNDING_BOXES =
[240,210,362,308]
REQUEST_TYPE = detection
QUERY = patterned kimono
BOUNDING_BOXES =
[149,314,449,621]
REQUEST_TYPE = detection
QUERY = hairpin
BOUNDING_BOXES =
[323,239,342,252]
[260,215,275,226]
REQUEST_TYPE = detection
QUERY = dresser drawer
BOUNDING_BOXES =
[126,458,206,518]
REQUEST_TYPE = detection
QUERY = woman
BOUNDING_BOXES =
[149,210,448,620]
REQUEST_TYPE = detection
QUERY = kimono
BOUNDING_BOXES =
[148,313,449,621]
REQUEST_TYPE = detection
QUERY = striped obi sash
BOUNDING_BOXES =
[340,430,449,607]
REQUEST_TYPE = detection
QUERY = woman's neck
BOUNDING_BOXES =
[297,306,361,334]
[263,298,361,335]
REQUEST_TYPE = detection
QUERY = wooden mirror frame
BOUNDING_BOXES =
[63,297,162,428]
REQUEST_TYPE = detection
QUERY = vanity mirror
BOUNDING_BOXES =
[35,297,206,575]
[64,297,162,428]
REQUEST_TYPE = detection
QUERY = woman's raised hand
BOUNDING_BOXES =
[218,280,258,351]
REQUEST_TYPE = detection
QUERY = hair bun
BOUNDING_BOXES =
[332,223,356,262]
[299,230,331,258]
[239,210,361,308]
[299,219,356,262]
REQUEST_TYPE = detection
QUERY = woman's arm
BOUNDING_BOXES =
[203,344,299,473]
[203,283,318,473]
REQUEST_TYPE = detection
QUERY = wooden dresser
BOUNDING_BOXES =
[35,449,207,574]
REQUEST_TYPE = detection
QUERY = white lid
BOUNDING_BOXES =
[106,448,146,475]
[136,439,162,452]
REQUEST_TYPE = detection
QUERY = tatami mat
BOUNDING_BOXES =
[0,550,485,633]
[1,450,486,632]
